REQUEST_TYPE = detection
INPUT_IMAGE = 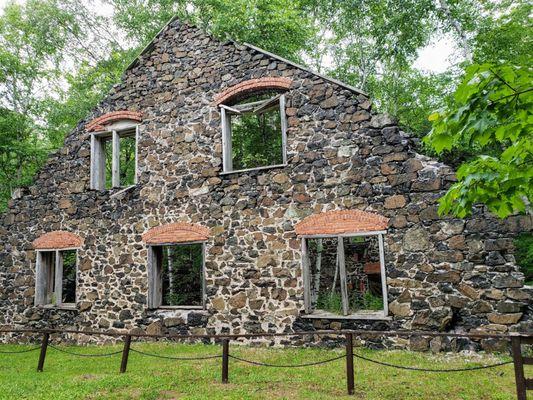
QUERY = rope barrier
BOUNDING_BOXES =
[0,346,41,354]
[228,353,347,368]
[129,348,221,360]
[49,345,122,357]
[352,352,513,372]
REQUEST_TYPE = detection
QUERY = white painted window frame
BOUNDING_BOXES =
[147,241,207,310]
[35,247,79,308]
[300,231,389,317]
[90,121,139,190]
[220,94,288,174]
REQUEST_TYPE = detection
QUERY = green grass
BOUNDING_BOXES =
[316,291,384,314]
[0,342,525,400]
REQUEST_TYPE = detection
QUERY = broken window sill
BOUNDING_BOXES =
[40,304,77,311]
[302,310,391,321]
[109,184,138,198]
[157,306,205,311]
[220,163,287,176]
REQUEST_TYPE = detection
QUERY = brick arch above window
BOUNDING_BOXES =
[86,110,142,132]
[142,222,211,244]
[33,231,84,250]
[295,210,389,236]
[214,77,292,105]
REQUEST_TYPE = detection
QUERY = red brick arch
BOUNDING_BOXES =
[33,231,84,250]
[295,210,389,236]
[214,77,292,105]
[86,110,142,132]
[142,222,211,244]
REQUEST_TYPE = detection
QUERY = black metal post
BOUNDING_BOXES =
[222,339,229,384]
[120,335,132,373]
[511,336,526,400]
[37,332,50,372]
[345,333,355,395]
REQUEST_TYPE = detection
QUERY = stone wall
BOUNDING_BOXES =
[0,20,530,349]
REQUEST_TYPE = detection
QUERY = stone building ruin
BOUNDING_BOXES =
[0,18,531,350]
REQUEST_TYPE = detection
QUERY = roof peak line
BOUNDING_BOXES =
[124,17,368,98]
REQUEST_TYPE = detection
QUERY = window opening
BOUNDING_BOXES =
[220,91,287,172]
[303,235,387,316]
[149,243,205,308]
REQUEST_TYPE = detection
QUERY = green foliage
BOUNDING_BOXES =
[352,291,384,311]
[316,291,343,314]
[316,290,383,314]
[0,108,48,209]
[473,1,533,66]
[425,63,532,218]
[515,233,533,285]
[231,95,284,170]
[369,68,455,136]
[43,50,134,148]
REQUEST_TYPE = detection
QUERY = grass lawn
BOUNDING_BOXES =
[0,341,525,400]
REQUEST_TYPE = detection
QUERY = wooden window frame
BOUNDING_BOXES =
[90,121,139,190]
[220,94,288,174]
[35,248,79,308]
[146,241,207,310]
[301,231,389,317]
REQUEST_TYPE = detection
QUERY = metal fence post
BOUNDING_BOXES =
[511,335,526,400]
[345,333,355,395]
[222,339,229,384]
[37,332,50,372]
[120,335,132,373]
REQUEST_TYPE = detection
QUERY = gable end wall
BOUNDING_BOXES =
[0,20,530,349]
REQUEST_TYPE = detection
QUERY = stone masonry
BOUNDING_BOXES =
[0,19,531,350]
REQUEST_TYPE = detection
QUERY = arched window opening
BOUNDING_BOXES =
[296,210,390,319]
[142,223,210,310]
[217,78,291,173]
[88,111,141,190]
[33,231,82,308]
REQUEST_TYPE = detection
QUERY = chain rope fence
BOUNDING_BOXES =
[0,328,530,398]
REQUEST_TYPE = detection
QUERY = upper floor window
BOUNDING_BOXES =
[220,92,287,173]
[33,231,83,308]
[215,77,292,174]
[87,111,142,190]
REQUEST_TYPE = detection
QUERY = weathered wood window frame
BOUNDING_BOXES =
[34,248,78,308]
[146,241,207,310]
[301,231,389,317]
[90,121,139,190]
[220,94,288,174]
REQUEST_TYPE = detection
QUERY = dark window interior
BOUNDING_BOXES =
[154,243,203,307]
[307,236,384,315]
[61,250,77,303]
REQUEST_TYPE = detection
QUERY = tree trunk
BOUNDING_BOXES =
[313,239,323,303]
[332,249,339,294]
[438,0,472,61]
[167,247,173,293]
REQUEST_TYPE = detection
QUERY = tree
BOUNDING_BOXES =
[108,0,317,62]
[300,0,482,138]
[472,0,532,66]
[425,63,532,218]
[0,108,47,209]
[0,0,122,206]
